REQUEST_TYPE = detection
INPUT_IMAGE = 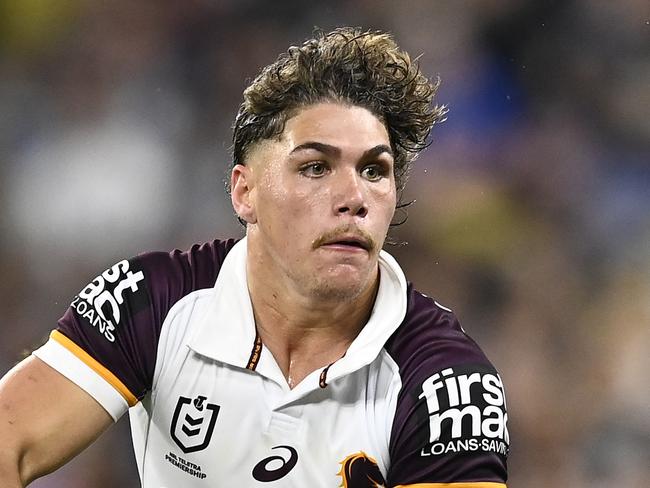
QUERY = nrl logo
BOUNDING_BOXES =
[170,395,220,454]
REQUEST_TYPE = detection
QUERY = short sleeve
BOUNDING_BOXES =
[385,288,509,487]
[33,240,236,421]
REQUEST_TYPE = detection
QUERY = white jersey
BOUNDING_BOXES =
[34,238,508,487]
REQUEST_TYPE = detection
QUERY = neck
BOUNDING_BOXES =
[246,244,380,389]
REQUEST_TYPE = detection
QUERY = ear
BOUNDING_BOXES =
[231,164,257,224]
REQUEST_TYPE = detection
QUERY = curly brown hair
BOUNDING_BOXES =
[232,26,447,196]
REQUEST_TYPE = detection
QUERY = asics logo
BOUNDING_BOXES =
[252,445,298,482]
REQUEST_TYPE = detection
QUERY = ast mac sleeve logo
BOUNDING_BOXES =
[72,259,146,342]
[170,395,221,454]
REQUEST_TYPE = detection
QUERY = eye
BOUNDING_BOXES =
[360,164,386,182]
[300,161,329,178]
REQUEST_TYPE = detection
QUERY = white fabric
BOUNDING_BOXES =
[33,339,129,421]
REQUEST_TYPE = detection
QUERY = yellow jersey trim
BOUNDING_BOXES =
[51,330,138,406]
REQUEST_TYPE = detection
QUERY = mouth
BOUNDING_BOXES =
[321,236,372,252]
[313,226,376,254]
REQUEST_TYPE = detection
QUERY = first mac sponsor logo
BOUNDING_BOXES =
[418,364,509,457]
[71,260,146,342]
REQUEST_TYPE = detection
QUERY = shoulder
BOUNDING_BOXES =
[131,238,239,293]
[386,284,490,370]
[116,238,238,318]
[133,237,240,308]
[68,238,239,341]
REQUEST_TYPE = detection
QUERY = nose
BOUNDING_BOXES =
[334,168,368,218]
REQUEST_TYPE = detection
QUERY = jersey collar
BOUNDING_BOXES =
[186,236,408,381]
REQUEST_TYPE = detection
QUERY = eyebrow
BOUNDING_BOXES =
[289,142,394,160]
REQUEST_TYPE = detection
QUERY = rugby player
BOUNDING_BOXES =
[0,27,509,487]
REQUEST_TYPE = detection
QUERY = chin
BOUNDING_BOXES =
[309,283,363,303]
[307,272,369,303]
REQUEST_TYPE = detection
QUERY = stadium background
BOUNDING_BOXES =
[0,1,648,486]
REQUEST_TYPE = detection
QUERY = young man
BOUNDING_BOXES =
[0,28,509,487]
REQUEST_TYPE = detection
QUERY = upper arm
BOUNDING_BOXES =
[386,362,509,487]
[0,355,113,485]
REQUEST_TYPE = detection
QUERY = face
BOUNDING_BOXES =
[231,102,396,302]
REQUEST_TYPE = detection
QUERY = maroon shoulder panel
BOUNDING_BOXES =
[384,285,509,485]
[56,239,238,401]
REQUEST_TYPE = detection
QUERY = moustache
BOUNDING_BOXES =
[311,225,376,252]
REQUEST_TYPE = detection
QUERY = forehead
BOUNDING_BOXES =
[244,103,393,166]
[279,103,390,154]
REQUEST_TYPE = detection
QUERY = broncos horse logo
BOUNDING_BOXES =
[338,452,386,488]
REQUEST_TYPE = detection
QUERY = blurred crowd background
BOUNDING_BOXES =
[1,0,648,486]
